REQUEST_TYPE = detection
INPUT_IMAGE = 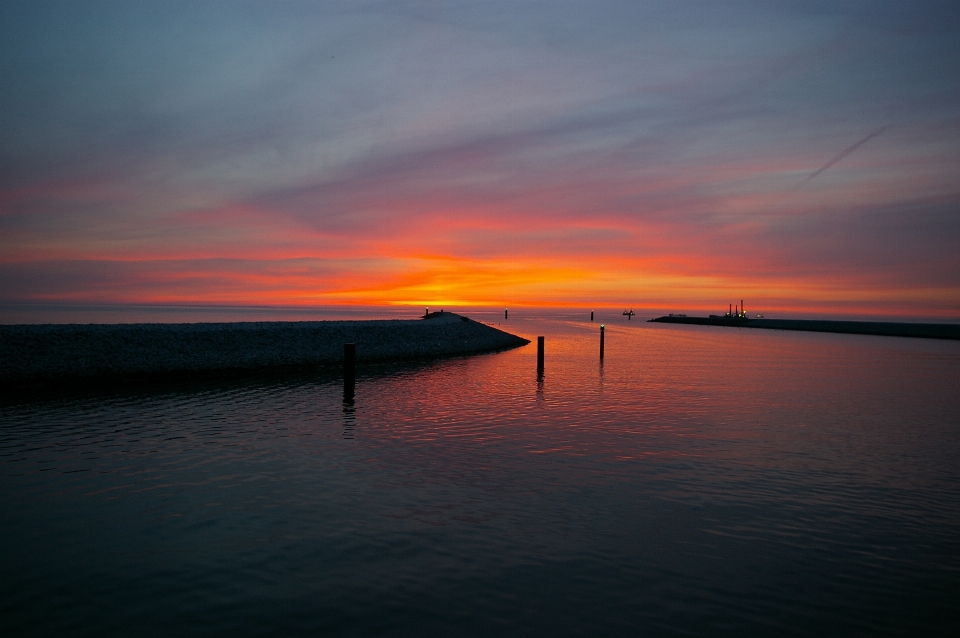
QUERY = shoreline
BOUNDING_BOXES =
[649,316,960,340]
[0,312,530,388]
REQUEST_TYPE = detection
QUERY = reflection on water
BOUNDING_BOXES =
[342,399,355,440]
[1,316,959,636]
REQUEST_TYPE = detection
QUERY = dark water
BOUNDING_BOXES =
[2,314,959,636]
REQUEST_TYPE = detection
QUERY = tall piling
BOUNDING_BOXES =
[591,311,594,321]
[600,325,605,359]
[537,336,544,376]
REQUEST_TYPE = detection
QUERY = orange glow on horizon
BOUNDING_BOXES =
[3,135,958,321]
[12,249,959,320]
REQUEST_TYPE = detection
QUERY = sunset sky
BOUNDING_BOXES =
[2,1,959,319]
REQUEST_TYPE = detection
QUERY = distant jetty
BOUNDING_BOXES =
[649,315,960,340]
[0,312,530,387]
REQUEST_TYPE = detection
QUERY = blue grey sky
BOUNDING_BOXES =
[2,1,959,316]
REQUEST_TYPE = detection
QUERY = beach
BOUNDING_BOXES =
[0,312,529,386]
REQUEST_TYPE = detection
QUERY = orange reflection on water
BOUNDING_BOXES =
[347,315,960,487]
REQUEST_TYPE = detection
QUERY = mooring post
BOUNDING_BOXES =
[591,311,594,321]
[343,343,356,399]
[537,336,544,375]
[600,324,605,359]
[505,308,508,320]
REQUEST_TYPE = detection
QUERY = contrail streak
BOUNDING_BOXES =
[796,126,889,189]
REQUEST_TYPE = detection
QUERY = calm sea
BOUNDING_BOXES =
[2,312,959,636]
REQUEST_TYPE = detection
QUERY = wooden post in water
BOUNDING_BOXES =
[600,324,605,359]
[343,343,356,400]
[591,311,594,321]
[537,336,544,375]
[505,308,508,320]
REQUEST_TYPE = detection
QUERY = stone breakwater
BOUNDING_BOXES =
[649,316,960,340]
[0,313,530,385]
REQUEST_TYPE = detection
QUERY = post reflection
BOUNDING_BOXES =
[342,398,355,439]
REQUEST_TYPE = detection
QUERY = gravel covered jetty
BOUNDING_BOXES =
[1,311,529,386]
[650,315,960,340]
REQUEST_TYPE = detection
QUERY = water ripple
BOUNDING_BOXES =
[2,321,959,635]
